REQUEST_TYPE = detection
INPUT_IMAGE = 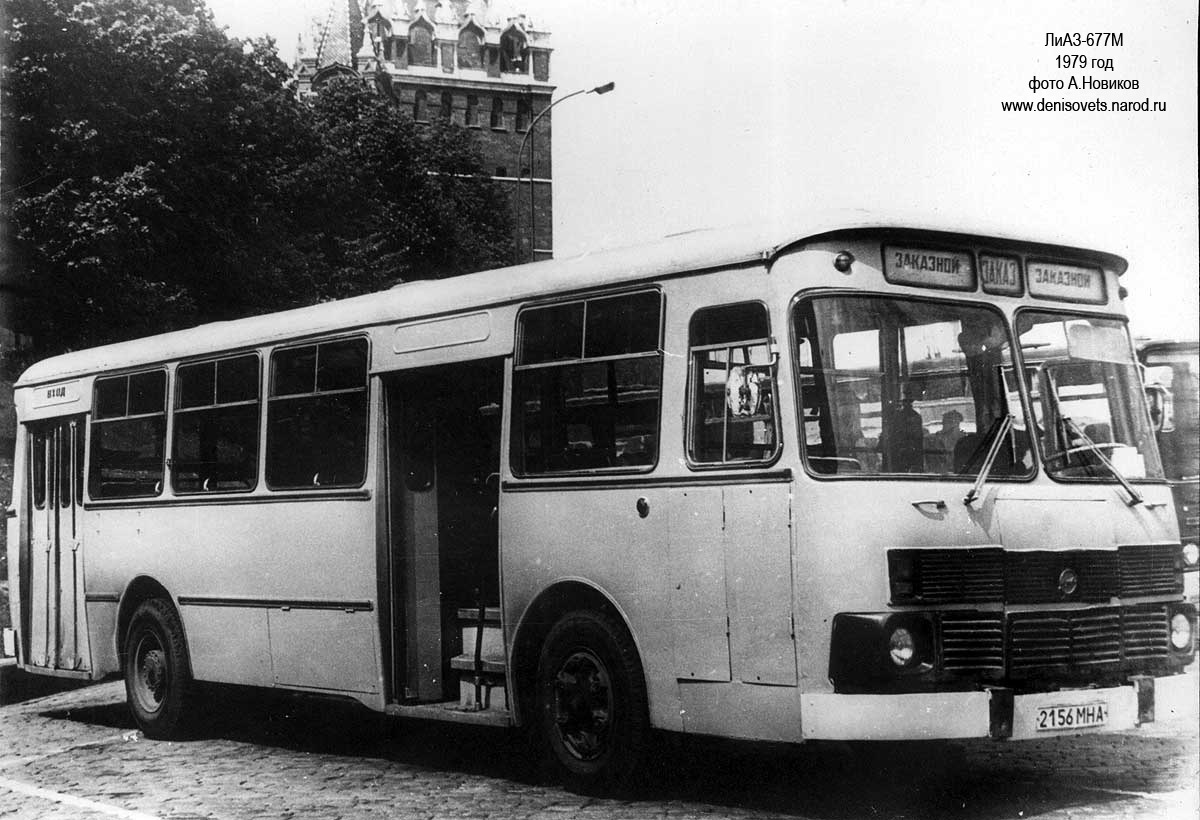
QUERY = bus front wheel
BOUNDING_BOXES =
[123,598,194,739]
[536,609,649,792]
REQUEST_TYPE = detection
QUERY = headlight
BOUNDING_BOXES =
[1170,613,1192,651]
[888,627,916,667]
[1182,542,1199,569]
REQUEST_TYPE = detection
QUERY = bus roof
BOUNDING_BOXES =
[16,211,1128,387]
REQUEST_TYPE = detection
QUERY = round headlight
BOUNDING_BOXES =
[1170,613,1192,651]
[888,627,916,667]
[1182,543,1199,568]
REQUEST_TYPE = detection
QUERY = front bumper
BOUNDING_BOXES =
[800,671,1197,741]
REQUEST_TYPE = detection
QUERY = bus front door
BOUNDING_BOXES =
[25,417,91,673]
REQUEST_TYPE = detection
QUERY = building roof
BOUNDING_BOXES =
[15,211,1128,387]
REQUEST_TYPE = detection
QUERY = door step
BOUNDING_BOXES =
[385,700,512,727]
[454,607,507,712]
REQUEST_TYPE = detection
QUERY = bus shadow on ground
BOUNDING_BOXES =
[41,686,1182,820]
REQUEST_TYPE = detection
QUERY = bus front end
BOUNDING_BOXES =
[781,231,1196,742]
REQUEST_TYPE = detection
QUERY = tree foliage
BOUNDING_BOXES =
[1,0,512,361]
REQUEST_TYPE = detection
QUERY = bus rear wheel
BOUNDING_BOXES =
[123,598,194,739]
[536,609,649,793]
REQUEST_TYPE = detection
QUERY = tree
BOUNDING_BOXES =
[292,76,513,301]
[1,0,512,361]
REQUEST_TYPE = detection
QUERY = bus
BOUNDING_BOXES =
[1138,339,1200,600]
[5,215,1196,790]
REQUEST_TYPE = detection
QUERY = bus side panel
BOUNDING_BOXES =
[666,487,730,682]
[184,605,272,687]
[269,608,379,693]
[502,486,679,730]
[725,484,797,686]
[83,499,380,696]
[85,597,120,677]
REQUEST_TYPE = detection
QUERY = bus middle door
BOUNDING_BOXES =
[25,417,90,673]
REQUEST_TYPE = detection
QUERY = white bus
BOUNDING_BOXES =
[6,215,1195,790]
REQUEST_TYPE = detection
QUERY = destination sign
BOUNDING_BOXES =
[979,254,1023,296]
[1027,261,1106,303]
[883,247,976,290]
[31,380,81,409]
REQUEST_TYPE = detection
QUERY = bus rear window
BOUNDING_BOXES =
[89,370,167,498]
[266,338,368,489]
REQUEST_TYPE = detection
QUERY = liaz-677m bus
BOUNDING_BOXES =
[5,215,1195,790]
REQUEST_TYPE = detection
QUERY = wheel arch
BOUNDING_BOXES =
[508,579,647,728]
[116,576,189,670]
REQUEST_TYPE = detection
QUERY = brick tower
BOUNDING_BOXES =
[295,0,555,262]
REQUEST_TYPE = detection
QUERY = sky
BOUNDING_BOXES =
[207,0,1199,341]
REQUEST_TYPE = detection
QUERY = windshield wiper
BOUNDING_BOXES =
[963,413,1014,506]
[1047,418,1143,506]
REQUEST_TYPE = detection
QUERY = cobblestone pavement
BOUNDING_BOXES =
[1,674,1196,820]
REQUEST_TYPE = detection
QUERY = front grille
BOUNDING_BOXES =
[940,612,1003,671]
[935,605,1172,678]
[1118,545,1181,596]
[1122,604,1170,659]
[1006,551,1118,603]
[890,544,1181,605]
[902,549,1005,603]
[1007,605,1168,672]
[1009,608,1122,669]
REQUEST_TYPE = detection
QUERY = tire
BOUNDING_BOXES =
[536,609,649,793]
[123,598,194,739]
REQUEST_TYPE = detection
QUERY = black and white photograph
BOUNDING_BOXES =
[1,0,1197,817]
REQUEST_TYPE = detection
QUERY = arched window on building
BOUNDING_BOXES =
[457,27,484,69]
[413,90,428,122]
[369,17,391,58]
[440,92,453,121]
[490,97,504,129]
[516,98,532,132]
[465,95,479,127]
[408,23,435,66]
[500,28,527,73]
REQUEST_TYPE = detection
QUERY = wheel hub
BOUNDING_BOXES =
[132,635,167,713]
[551,649,613,761]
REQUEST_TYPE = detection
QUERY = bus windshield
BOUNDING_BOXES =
[794,295,1029,478]
[1017,312,1162,481]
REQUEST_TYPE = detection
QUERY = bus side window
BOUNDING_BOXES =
[172,354,261,493]
[687,302,779,465]
[266,338,369,489]
[89,370,167,498]
[512,290,663,474]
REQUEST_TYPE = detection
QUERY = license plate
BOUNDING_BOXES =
[1035,702,1108,731]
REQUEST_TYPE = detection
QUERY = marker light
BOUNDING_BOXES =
[1170,613,1192,651]
[888,627,916,667]
[833,251,855,273]
[1182,542,1199,568]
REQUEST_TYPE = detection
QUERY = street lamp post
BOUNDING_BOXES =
[514,81,614,264]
